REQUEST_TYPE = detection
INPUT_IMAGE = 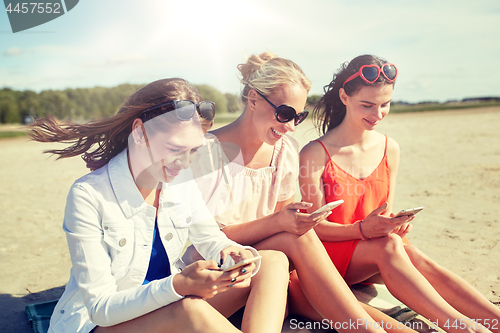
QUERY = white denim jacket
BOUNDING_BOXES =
[48,149,260,333]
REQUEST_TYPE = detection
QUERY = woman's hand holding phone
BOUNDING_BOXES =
[360,202,414,239]
[389,207,421,237]
[173,246,256,298]
[276,202,332,235]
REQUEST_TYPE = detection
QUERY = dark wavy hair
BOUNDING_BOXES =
[29,78,208,171]
[313,55,396,134]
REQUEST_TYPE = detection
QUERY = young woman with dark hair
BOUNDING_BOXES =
[299,55,499,333]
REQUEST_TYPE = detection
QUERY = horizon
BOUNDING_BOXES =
[2,83,500,106]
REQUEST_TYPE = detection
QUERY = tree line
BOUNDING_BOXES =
[7,82,493,125]
[0,84,241,124]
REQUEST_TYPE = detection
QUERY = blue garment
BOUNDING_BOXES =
[143,221,171,284]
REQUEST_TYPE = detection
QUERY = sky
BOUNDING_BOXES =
[1,0,499,103]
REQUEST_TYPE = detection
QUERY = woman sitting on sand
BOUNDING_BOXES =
[192,52,421,332]
[29,78,290,333]
[298,54,500,333]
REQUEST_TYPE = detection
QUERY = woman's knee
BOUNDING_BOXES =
[374,233,407,256]
[175,297,213,321]
[253,250,290,283]
[259,250,289,271]
[255,230,323,264]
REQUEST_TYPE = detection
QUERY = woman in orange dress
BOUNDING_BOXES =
[298,55,499,333]
[315,135,403,277]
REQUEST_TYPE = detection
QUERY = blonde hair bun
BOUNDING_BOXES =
[238,52,277,84]
[237,52,311,105]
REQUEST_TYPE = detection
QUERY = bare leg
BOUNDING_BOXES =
[344,234,492,333]
[254,229,386,333]
[405,244,500,333]
[288,270,418,332]
[94,297,241,333]
[208,250,290,333]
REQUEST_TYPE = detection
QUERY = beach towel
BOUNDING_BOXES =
[25,299,57,333]
[25,284,432,333]
[351,283,418,323]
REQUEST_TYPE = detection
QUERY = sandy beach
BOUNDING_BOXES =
[1,107,499,332]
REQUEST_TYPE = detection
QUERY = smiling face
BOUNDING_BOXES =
[249,83,308,145]
[340,83,394,131]
[146,121,204,183]
[129,115,204,187]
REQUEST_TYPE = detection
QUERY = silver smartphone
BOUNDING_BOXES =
[223,255,262,272]
[312,200,344,214]
[393,207,423,218]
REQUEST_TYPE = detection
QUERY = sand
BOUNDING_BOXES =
[0,107,499,332]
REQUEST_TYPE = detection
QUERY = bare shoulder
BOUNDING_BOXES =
[386,136,400,156]
[208,126,242,162]
[385,135,400,168]
[299,139,329,169]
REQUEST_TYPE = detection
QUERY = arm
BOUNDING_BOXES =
[385,136,400,216]
[221,211,283,245]
[221,197,326,245]
[385,137,414,237]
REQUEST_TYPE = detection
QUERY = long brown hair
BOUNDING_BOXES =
[29,78,206,171]
[313,55,395,135]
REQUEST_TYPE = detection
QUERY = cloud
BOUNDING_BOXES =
[4,47,23,57]
[77,54,149,68]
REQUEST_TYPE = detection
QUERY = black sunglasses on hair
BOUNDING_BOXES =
[255,90,308,126]
[139,100,216,122]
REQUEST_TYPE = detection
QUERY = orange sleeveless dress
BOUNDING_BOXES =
[315,138,390,278]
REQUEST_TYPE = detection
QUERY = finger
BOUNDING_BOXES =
[220,247,238,267]
[219,250,227,267]
[240,263,254,277]
[215,274,251,289]
[229,252,244,263]
[310,210,332,221]
[199,260,221,271]
[392,227,402,234]
[231,278,252,289]
[220,261,254,280]
[369,202,389,217]
[225,269,252,285]
[233,263,254,280]
[287,202,313,211]
[229,249,253,263]
[221,269,242,281]
[392,215,410,225]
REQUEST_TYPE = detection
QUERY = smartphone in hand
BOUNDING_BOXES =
[223,255,262,272]
[393,207,423,218]
[312,200,344,214]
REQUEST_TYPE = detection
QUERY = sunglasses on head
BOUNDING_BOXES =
[138,100,216,122]
[254,90,308,126]
[343,63,398,89]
